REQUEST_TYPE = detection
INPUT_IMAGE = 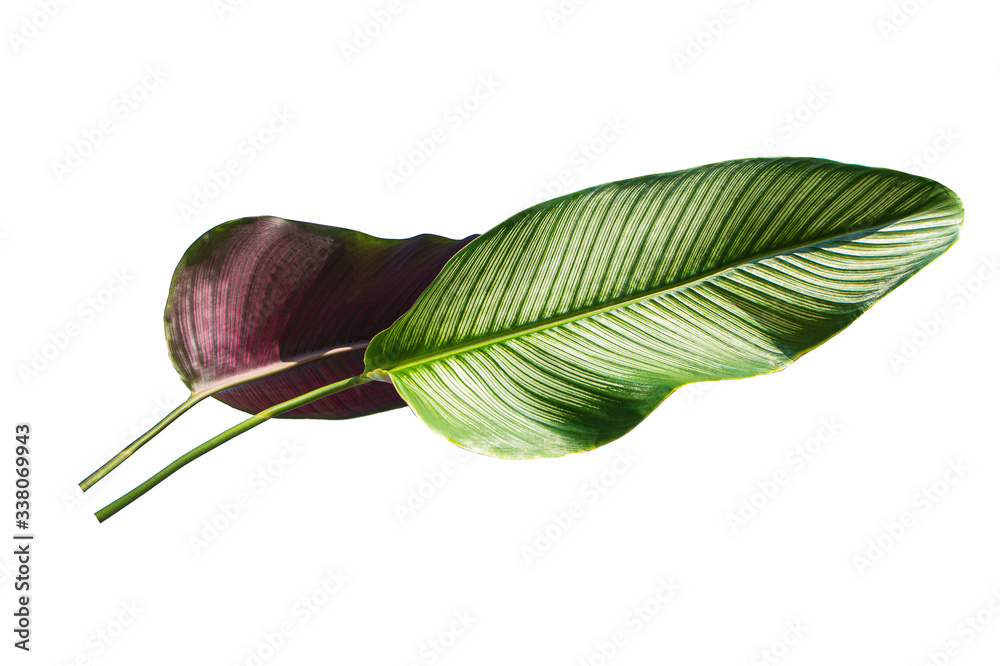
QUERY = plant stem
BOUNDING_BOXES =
[95,374,372,523]
[81,344,373,492]
[80,393,206,492]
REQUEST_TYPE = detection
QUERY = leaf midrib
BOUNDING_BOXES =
[378,205,957,375]
[191,341,371,397]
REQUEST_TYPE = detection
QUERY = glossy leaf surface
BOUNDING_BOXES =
[364,158,963,457]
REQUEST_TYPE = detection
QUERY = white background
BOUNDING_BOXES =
[3,0,999,664]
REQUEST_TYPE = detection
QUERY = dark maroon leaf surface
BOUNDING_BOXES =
[164,216,475,418]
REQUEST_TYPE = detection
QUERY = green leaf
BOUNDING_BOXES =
[363,157,963,458]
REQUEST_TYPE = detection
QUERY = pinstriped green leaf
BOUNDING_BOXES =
[363,157,963,458]
[93,157,965,521]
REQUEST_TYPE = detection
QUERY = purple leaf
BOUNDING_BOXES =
[82,216,472,491]
[165,215,476,418]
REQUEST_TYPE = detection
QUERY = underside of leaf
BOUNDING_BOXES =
[165,215,476,418]
[81,217,473,491]
[92,157,965,520]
